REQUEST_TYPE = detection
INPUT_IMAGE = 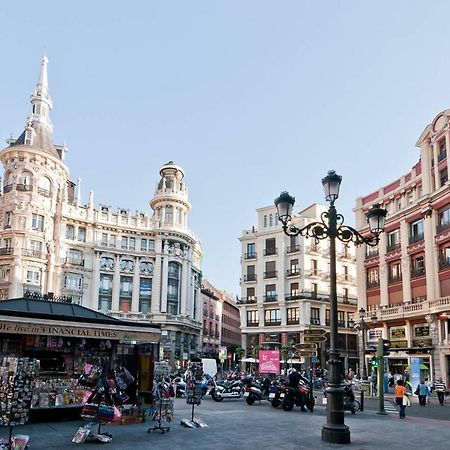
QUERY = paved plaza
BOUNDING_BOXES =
[2,396,449,450]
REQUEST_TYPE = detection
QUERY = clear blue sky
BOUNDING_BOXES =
[0,1,449,296]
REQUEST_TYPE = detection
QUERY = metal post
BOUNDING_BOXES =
[376,338,387,415]
[322,205,350,444]
[361,318,367,380]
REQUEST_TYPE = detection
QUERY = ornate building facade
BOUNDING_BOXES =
[0,56,203,367]
[355,110,450,383]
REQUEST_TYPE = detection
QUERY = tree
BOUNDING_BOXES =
[234,346,245,361]
[281,341,296,372]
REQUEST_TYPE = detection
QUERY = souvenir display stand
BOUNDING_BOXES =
[0,357,36,450]
[147,381,174,434]
[181,362,207,429]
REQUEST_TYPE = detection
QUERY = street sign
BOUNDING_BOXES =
[304,335,327,343]
[296,350,317,357]
[295,343,318,350]
[303,328,327,336]
[311,356,318,363]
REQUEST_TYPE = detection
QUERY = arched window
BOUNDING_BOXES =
[269,214,273,226]
[167,261,180,315]
[100,257,114,270]
[264,215,267,227]
[18,171,33,191]
[120,259,134,272]
[140,261,153,274]
[3,171,13,189]
[38,177,52,196]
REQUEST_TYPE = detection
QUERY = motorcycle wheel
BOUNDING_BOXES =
[282,398,294,411]
[211,390,224,402]
[351,408,356,414]
[271,399,281,408]
[246,396,255,406]
[307,396,315,412]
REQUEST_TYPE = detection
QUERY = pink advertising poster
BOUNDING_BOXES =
[258,350,280,374]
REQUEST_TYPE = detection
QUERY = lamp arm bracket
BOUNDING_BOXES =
[282,216,330,243]
[336,223,380,247]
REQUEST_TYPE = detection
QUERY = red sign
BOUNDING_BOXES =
[258,350,280,374]
[227,353,232,360]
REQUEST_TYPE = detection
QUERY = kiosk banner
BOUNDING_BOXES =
[258,350,280,374]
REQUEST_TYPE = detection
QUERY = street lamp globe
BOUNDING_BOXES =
[366,204,387,236]
[321,170,342,203]
[359,307,366,319]
[274,191,295,223]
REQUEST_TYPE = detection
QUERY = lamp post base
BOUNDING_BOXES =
[322,424,350,444]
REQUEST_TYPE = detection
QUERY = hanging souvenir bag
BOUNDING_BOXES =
[115,367,135,389]
[80,391,100,420]
[97,402,115,422]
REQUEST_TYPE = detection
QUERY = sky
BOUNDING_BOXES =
[0,1,449,296]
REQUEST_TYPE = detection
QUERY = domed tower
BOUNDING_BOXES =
[0,55,69,299]
[150,161,191,230]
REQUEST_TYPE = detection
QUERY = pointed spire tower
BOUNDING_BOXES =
[9,54,60,159]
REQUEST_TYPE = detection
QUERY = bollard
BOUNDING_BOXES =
[360,389,364,412]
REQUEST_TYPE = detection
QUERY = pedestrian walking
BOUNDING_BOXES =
[395,379,408,419]
[425,378,433,404]
[434,377,446,406]
[415,379,429,406]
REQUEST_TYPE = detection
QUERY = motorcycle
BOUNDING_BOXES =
[210,377,243,402]
[322,382,360,414]
[282,377,315,412]
[268,381,285,408]
[243,377,271,405]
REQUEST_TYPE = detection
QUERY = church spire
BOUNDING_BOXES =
[30,53,53,133]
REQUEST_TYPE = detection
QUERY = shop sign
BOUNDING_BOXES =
[258,350,280,374]
[0,319,159,342]
[390,327,406,339]
[412,339,432,347]
[414,326,429,338]
[367,329,382,342]
[389,340,408,348]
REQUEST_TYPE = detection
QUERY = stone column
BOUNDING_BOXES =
[111,255,121,311]
[319,304,326,326]
[160,242,169,313]
[420,140,433,195]
[400,220,412,303]
[405,320,412,347]
[356,245,367,310]
[131,256,140,312]
[180,255,188,315]
[379,232,389,307]
[424,214,437,302]
[90,252,100,309]
[433,140,439,190]
[151,239,163,313]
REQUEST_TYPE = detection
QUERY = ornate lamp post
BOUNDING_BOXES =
[274,170,387,445]
[348,307,369,380]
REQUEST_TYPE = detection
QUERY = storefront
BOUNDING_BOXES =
[0,297,160,420]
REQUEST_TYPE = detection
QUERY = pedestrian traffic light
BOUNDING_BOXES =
[371,357,379,369]
[382,339,390,356]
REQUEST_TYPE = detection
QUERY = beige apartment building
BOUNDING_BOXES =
[0,56,203,367]
[238,203,358,371]
[355,109,450,383]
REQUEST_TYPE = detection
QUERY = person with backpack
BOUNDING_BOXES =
[434,377,447,406]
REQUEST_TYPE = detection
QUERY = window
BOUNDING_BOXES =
[409,219,424,243]
[246,287,256,302]
[0,266,10,282]
[148,240,155,252]
[65,224,74,239]
[4,212,12,229]
[245,265,256,281]
[18,171,33,187]
[287,307,299,324]
[165,206,173,225]
[338,311,345,327]
[167,262,180,315]
[120,276,133,296]
[311,283,318,298]
[141,238,147,251]
[389,261,402,283]
[264,261,276,278]
[440,167,448,187]
[121,236,128,249]
[387,229,400,251]
[438,205,450,232]
[129,237,136,250]
[407,192,414,205]
[343,265,349,280]
[38,177,51,195]
[264,309,281,324]
[25,268,40,285]
[247,310,258,325]
[67,248,82,264]
[326,309,330,326]
[78,227,86,242]
[290,282,299,296]
[310,307,320,325]
[246,243,256,258]
[265,284,276,301]
[31,214,44,231]
[366,245,379,258]
[288,236,299,253]
[411,255,425,277]
[139,278,152,313]
[100,257,114,270]
[64,273,83,290]
[396,199,402,211]
[269,214,273,227]
[311,259,318,275]
[366,268,379,287]
[264,238,276,255]
[120,259,134,272]
[140,261,153,274]
[342,288,349,303]
[264,215,267,227]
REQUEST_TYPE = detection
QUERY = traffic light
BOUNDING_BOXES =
[376,338,390,358]
[382,339,390,356]
[370,357,379,369]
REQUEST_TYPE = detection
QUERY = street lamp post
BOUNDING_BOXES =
[349,307,369,380]
[275,170,387,445]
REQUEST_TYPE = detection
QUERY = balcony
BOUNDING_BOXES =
[409,233,424,245]
[410,267,425,278]
[285,293,301,301]
[365,249,379,259]
[439,258,450,271]
[99,288,112,295]
[238,297,257,304]
[310,318,320,325]
[309,270,321,278]
[263,248,277,256]
[287,245,300,254]
[437,221,450,234]
[0,248,13,256]
[338,295,357,304]
[244,252,257,260]
[286,268,301,277]
[65,257,84,266]
[247,321,259,327]
[38,187,51,198]
[243,274,257,282]
[306,245,320,254]
[386,242,401,253]
[3,184,13,193]
[287,319,299,325]
[367,280,380,289]
[438,150,447,163]
[263,271,277,279]
[388,274,402,284]
[16,184,32,192]
[23,249,45,258]
[264,320,281,326]
[263,295,278,303]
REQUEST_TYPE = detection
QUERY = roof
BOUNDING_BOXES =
[10,122,60,159]
[0,297,159,330]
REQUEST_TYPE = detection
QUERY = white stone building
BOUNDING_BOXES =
[0,56,203,366]
[238,203,358,371]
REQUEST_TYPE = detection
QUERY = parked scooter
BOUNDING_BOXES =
[281,376,315,412]
[243,377,271,405]
[323,382,360,414]
[210,377,243,402]
[268,380,285,408]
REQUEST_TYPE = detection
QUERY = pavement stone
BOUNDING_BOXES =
[1,397,449,450]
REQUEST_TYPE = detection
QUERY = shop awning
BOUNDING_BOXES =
[0,297,160,343]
